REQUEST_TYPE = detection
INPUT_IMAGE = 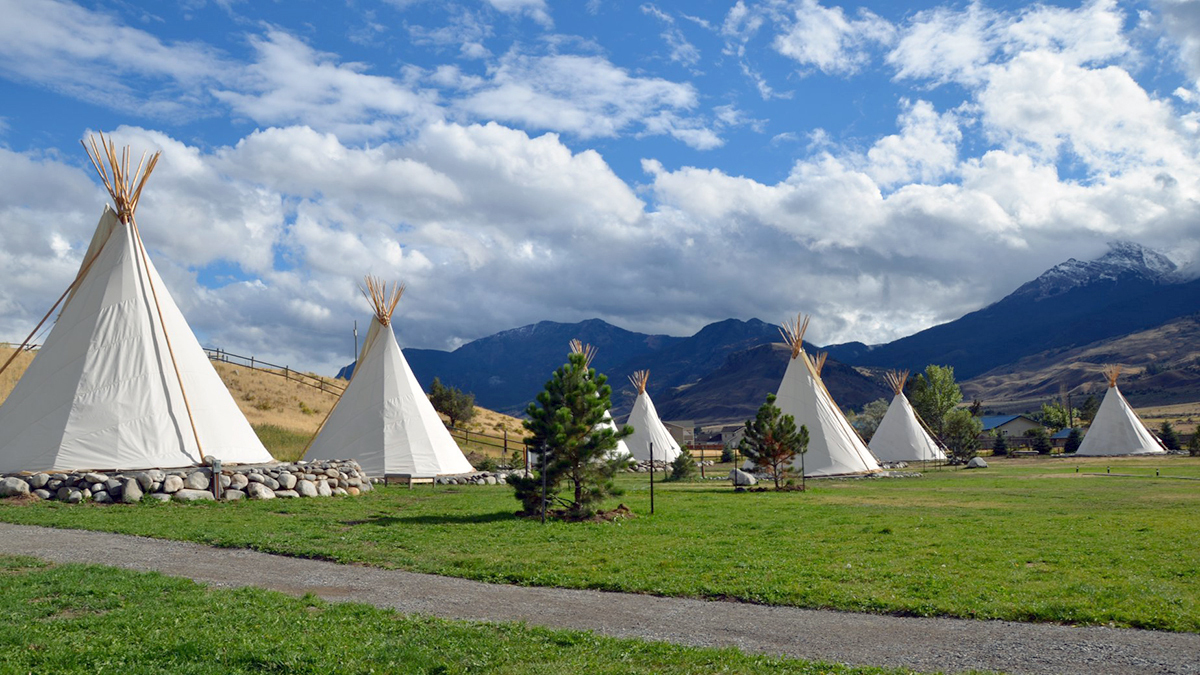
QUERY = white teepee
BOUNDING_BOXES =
[305,278,473,477]
[568,339,632,459]
[624,370,681,462]
[0,136,273,473]
[1074,365,1167,456]
[773,314,882,477]
[869,370,947,463]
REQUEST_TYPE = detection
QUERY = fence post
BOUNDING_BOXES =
[504,429,508,457]
[250,356,255,370]
[284,366,289,381]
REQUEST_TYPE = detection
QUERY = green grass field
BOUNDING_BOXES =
[2,456,1197,632]
[0,555,916,675]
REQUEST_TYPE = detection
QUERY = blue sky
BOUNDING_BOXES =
[2,0,1200,372]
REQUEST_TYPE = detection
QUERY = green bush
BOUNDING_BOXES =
[666,446,698,482]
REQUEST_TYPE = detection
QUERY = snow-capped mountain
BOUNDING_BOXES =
[1012,241,1180,301]
[825,241,1200,380]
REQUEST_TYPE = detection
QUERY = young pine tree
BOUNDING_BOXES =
[991,429,1008,457]
[666,445,698,482]
[1063,427,1083,454]
[738,394,809,490]
[510,350,631,519]
[1159,422,1181,452]
[1028,426,1052,455]
[1187,430,1200,457]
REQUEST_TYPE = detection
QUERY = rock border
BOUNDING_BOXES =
[0,459,370,503]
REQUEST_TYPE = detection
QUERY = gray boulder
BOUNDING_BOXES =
[274,489,300,498]
[223,489,245,501]
[729,469,758,486]
[82,472,107,485]
[147,493,171,503]
[332,487,348,497]
[246,482,275,500]
[484,476,497,485]
[229,474,249,490]
[28,473,51,489]
[33,489,52,500]
[173,489,216,502]
[0,477,31,498]
[121,478,144,503]
[262,476,280,491]
[316,481,332,497]
[277,473,297,490]
[184,471,210,490]
[92,490,112,504]
[60,488,83,504]
[161,475,184,493]
[295,480,318,498]
[966,457,988,469]
[218,474,231,489]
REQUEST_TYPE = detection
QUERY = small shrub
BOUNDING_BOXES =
[1158,422,1181,452]
[253,400,274,412]
[720,445,734,463]
[475,455,499,472]
[991,430,1008,457]
[298,401,318,416]
[1064,427,1083,454]
[666,446,698,482]
[1187,432,1200,457]
[1028,427,1051,455]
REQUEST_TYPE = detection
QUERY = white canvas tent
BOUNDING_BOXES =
[773,314,882,477]
[624,370,681,462]
[869,370,947,463]
[305,277,473,477]
[1073,365,1167,456]
[0,136,273,473]
[568,339,632,459]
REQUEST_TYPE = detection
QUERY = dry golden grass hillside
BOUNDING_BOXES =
[1,345,530,460]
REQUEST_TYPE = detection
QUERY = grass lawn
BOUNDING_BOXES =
[0,555,917,675]
[2,456,1198,632]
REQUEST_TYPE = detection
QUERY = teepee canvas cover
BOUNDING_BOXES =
[1074,366,1166,456]
[0,136,273,473]
[624,370,681,462]
[305,278,473,477]
[869,370,947,462]
[773,314,882,477]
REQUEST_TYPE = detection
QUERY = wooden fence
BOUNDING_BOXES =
[203,347,345,396]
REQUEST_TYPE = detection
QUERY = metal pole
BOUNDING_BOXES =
[649,441,654,515]
[541,443,548,525]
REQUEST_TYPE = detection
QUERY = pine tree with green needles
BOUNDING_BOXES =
[739,394,809,490]
[666,446,698,482]
[1064,427,1083,454]
[510,348,630,519]
[1187,431,1200,457]
[991,429,1008,457]
[1028,426,1052,455]
[1158,422,1181,452]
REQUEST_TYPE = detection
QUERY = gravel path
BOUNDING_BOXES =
[3,522,1197,675]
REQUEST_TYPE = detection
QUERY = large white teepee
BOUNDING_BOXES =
[568,339,632,459]
[1074,365,1167,456]
[773,314,882,477]
[0,136,273,473]
[624,370,681,462]
[869,370,947,463]
[305,278,473,477]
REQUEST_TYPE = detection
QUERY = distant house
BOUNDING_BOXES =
[661,420,695,446]
[978,415,1045,438]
